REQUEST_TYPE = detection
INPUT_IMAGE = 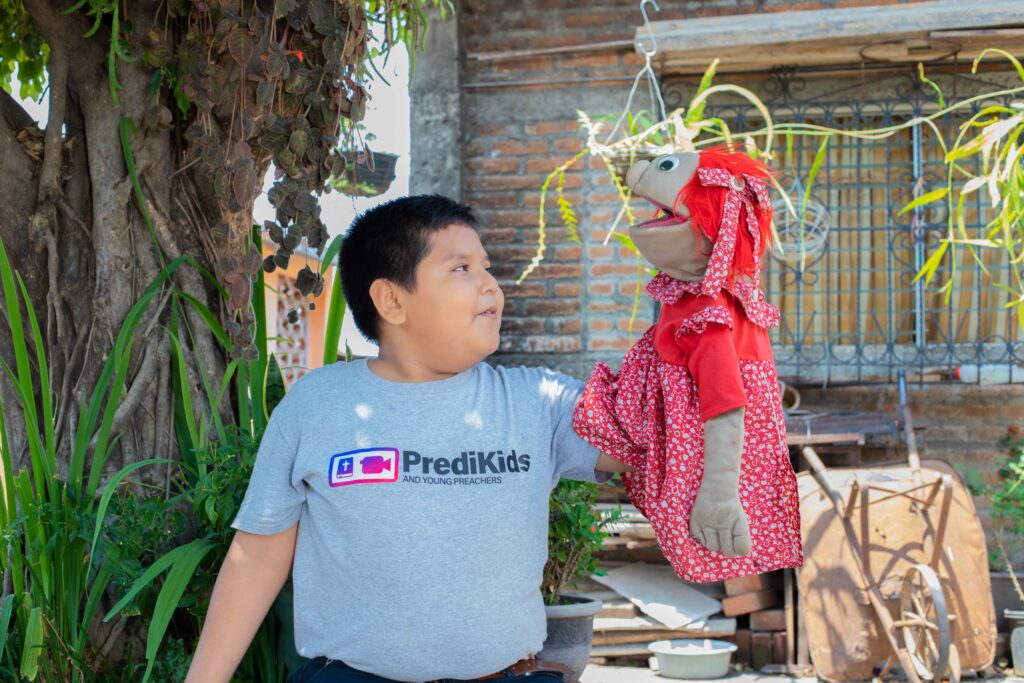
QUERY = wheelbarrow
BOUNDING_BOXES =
[794,371,997,683]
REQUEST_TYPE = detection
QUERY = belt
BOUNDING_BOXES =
[475,656,575,680]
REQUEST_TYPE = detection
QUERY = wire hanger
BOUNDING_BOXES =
[603,0,669,146]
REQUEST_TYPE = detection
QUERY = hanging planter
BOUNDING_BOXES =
[331,151,399,197]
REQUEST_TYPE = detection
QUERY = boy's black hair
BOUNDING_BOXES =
[339,194,478,343]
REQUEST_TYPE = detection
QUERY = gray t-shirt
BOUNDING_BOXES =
[230,357,613,682]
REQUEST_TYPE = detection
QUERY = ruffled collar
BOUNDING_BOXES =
[646,272,780,329]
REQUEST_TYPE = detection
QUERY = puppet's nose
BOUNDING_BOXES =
[625,159,650,191]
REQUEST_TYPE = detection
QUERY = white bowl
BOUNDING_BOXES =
[648,638,737,679]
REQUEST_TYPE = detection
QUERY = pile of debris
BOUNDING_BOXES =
[582,494,802,671]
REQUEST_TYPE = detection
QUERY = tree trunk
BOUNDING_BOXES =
[0,1,239,488]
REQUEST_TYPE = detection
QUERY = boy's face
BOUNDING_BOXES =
[396,223,504,370]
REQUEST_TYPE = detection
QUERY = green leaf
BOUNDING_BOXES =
[899,188,949,216]
[685,59,718,126]
[20,606,42,680]
[141,540,217,683]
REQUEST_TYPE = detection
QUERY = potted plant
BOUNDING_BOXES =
[538,478,625,681]
[330,148,399,197]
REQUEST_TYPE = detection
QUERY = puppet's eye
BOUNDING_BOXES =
[656,156,679,172]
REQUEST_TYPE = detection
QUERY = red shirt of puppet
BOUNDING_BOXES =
[573,147,804,582]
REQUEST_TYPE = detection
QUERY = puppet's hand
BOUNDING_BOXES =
[689,408,751,557]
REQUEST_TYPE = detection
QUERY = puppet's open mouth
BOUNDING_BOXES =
[634,206,690,229]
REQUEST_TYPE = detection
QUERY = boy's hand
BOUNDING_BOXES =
[185,525,298,683]
[597,451,636,473]
[690,408,751,557]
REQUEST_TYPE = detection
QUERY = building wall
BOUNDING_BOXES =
[410,0,1024,559]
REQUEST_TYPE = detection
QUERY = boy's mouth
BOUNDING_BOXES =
[477,307,498,319]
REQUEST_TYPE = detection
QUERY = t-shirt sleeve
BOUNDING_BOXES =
[230,396,306,535]
[537,368,616,488]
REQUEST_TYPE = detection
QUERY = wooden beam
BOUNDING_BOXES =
[636,0,1024,55]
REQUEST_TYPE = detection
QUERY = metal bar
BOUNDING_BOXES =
[467,39,633,62]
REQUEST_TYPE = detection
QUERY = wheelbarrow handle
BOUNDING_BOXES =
[802,446,842,508]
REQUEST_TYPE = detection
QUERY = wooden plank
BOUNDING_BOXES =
[637,0,1024,54]
[722,589,778,617]
[592,617,738,647]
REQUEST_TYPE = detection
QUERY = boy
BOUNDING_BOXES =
[185,195,634,683]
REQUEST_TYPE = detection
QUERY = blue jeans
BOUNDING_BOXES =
[287,657,566,683]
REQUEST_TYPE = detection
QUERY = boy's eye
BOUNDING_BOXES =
[454,264,468,272]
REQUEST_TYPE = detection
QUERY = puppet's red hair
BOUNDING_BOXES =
[673,145,775,280]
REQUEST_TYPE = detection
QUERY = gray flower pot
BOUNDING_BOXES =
[1008,608,1024,677]
[538,595,603,683]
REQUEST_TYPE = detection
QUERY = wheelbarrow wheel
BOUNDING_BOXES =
[899,563,955,683]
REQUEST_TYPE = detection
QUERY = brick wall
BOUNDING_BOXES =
[414,0,1024,560]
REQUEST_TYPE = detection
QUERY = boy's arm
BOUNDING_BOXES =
[597,451,636,473]
[185,525,298,683]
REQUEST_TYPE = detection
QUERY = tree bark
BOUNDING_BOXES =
[0,0,232,490]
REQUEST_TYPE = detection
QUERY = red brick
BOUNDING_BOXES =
[501,282,546,297]
[722,589,778,616]
[524,121,579,135]
[524,191,582,209]
[494,57,553,73]
[750,609,787,632]
[771,631,788,664]
[482,227,519,243]
[590,319,613,332]
[526,157,582,174]
[499,335,580,353]
[528,263,581,279]
[589,283,613,295]
[764,2,826,12]
[554,246,582,261]
[725,573,776,596]
[589,302,637,313]
[486,210,536,227]
[733,630,752,666]
[590,338,631,350]
[592,263,638,276]
[556,319,582,334]
[589,190,626,205]
[524,34,588,50]
[479,123,515,137]
[589,245,613,259]
[618,317,652,332]
[561,53,620,68]
[493,140,550,156]
[563,12,624,29]
[488,244,544,261]
[554,138,584,153]
[466,193,519,209]
[467,158,520,174]
[554,283,581,297]
[524,299,580,316]
[481,175,543,191]
[500,318,544,335]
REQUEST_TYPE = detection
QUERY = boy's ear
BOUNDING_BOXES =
[369,278,407,326]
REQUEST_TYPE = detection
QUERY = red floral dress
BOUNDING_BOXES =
[572,272,804,582]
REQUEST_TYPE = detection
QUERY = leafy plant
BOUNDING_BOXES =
[0,232,185,681]
[542,479,624,607]
[962,427,1024,604]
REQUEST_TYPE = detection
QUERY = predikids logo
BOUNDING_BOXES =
[328,448,400,487]
[327,447,531,487]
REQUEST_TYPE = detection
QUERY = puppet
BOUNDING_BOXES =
[573,147,803,582]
